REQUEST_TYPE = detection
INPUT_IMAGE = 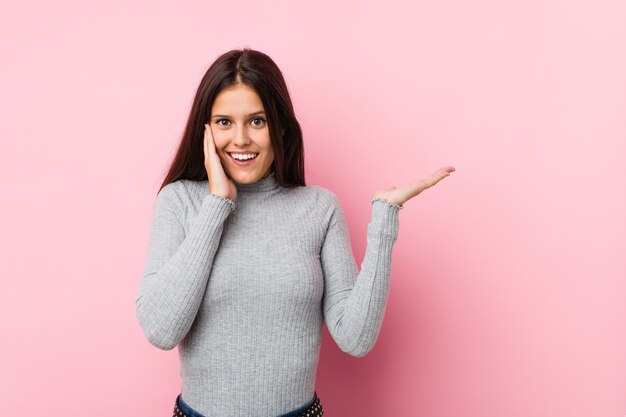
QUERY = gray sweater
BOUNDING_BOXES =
[135,171,402,417]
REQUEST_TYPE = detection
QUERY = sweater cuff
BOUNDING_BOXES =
[369,198,401,239]
[186,193,235,233]
[371,197,404,210]
[205,193,236,211]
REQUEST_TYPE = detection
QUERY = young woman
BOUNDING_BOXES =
[135,48,455,417]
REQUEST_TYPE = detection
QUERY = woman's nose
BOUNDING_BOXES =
[232,126,251,146]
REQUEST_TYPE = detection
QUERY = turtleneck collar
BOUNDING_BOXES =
[233,171,280,193]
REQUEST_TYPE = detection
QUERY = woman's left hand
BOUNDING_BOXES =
[371,165,456,206]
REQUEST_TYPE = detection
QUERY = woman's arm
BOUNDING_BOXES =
[135,182,235,350]
[320,192,401,357]
[320,166,455,357]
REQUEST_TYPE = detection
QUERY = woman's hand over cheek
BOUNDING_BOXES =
[204,124,237,201]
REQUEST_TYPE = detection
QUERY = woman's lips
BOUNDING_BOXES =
[227,152,258,166]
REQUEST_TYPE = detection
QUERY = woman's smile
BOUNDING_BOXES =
[227,151,259,166]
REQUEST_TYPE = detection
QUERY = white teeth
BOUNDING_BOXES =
[230,153,257,160]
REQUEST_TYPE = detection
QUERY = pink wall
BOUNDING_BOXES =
[1,0,624,416]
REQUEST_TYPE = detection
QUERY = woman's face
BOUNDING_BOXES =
[209,84,275,184]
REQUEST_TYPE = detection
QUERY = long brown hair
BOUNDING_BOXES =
[158,48,305,194]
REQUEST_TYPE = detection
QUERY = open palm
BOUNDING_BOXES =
[371,166,456,206]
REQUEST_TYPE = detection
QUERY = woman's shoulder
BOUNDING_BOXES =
[156,179,189,197]
[297,184,341,211]
[166,179,207,198]
[153,179,199,211]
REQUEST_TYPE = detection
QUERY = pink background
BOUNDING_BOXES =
[1,0,624,416]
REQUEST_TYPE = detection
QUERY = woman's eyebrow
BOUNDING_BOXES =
[212,110,266,118]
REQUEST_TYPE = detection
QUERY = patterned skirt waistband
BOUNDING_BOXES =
[173,392,324,417]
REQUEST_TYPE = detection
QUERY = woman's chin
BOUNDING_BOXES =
[227,170,256,184]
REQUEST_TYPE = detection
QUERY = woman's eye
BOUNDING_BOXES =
[216,119,230,126]
[251,117,265,127]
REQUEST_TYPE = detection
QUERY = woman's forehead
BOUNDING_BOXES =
[212,84,264,115]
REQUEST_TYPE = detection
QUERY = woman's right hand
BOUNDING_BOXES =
[204,123,237,201]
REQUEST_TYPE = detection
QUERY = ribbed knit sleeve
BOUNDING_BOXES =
[320,194,402,357]
[135,182,235,350]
